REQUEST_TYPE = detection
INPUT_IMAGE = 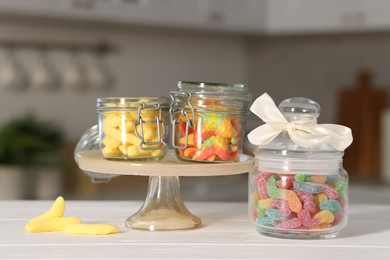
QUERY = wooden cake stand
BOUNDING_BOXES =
[76,150,253,231]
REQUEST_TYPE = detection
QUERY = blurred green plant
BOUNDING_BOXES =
[0,113,64,166]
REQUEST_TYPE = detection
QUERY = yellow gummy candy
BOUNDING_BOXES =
[314,194,328,206]
[119,121,135,133]
[216,118,237,138]
[314,210,335,224]
[103,115,121,128]
[102,146,122,157]
[65,223,120,235]
[258,198,272,209]
[151,149,163,157]
[29,196,65,223]
[127,145,152,157]
[136,125,155,142]
[25,217,82,233]
[102,136,121,149]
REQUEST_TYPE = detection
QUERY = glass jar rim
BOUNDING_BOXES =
[178,81,249,93]
[96,96,170,111]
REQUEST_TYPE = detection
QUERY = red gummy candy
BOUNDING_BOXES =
[270,199,292,217]
[193,146,215,161]
[297,209,321,228]
[276,218,302,229]
[215,147,229,161]
[193,130,215,146]
[229,151,238,161]
[321,184,339,199]
[252,175,270,199]
[295,189,317,213]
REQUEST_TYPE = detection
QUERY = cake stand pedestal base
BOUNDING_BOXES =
[126,176,201,231]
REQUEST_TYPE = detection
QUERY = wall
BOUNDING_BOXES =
[0,19,248,141]
[247,33,390,125]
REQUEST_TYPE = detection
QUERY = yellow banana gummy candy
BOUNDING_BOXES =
[25,217,82,233]
[29,196,65,223]
[65,223,120,235]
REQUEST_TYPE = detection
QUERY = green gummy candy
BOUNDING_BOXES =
[266,176,282,198]
[257,208,266,218]
[294,174,306,182]
[335,180,346,196]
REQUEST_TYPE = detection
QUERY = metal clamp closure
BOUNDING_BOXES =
[134,102,167,150]
[169,91,195,149]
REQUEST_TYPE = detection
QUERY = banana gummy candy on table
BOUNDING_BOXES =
[25,196,120,235]
[247,93,353,239]
[96,97,170,161]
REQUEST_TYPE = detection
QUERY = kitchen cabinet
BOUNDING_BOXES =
[1,0,390,34]
[0,0,266,33]
[264,0,390,34]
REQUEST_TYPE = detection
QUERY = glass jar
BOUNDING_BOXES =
[170,81,252,162]
[97,97,169,161]
[248,97,349,239]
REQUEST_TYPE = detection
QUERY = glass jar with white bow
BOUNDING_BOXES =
[248,93,353,239]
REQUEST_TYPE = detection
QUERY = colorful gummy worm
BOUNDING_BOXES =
[250,172,346,232]
[176,111,242,162]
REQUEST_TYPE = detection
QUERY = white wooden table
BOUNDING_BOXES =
[1,200,390,259]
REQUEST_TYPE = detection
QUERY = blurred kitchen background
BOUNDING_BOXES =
[1,0,390,202]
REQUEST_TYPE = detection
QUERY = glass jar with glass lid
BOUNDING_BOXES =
[248,93,353,239]
[97,97,170,161]
[170,81,252,163]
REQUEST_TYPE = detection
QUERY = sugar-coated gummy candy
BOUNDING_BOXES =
[259,198,292,217]
[306,175,327,184]
[252,174,270,199]
[257,217,275,226]
[270,199,292,217]
[258,198,272,209]
[177,113,242,162]
[321,184,339,199]
[320,199,341,214]
[276,218,302,229]
[295,189,317,213]
[267,176,283,198]
[250,171,346,236]
[313,193,328,206]
[297,209,321,228]
[294,174,306,182]
[257,208,266,218]
[265,208,288,221]
[284,190,302,213]
[267,176,302,213]
[335,180,347,196]
[314,210,335,224]
[293,181,323,194]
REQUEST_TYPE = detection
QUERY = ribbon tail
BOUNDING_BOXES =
[288,130,330,148]
[247,124,282,145]
[311,124,353,151]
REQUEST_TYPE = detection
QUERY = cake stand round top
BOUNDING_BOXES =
[76,150,253,177]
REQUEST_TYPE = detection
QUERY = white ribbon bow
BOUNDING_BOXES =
[247,93,353,151]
